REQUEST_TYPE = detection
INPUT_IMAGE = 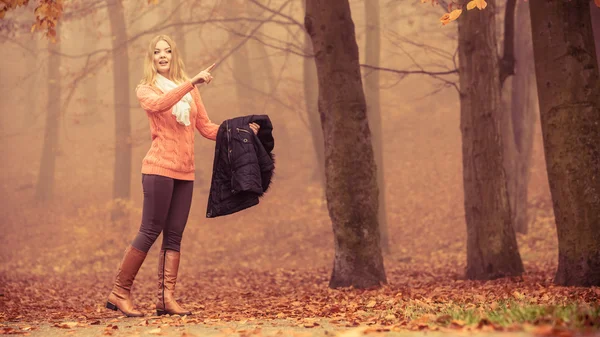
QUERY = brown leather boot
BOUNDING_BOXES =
[106,245,147,317]
[156,249,192,316]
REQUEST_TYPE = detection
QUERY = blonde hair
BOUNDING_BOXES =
[138,35,189,87]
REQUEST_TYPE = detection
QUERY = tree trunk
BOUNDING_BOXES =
[591,1,600,69]
[251,27,292,149]
[509,0,537,234]
[304,0,387,289]
[107,0,132,219]
[529,0,600,287]
[458,0,524,280]
[251,29,274,94]
[28,37,39,128]
[171,1,186,61]
[304,45,325,187]
[229,1,255,115]
[364,0,389,254]
[302,0,325,188]
[83,21,102,124]
[35,27,61,201]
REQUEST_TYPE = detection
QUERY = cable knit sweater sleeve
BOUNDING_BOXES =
[136,80,195,114]
[192,87,220,141]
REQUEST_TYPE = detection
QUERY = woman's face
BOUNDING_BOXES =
[153,40,172,77]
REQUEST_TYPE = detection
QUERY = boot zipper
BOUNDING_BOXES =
[162,250,166,311]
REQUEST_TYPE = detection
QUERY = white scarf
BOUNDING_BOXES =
[155,73,192,126]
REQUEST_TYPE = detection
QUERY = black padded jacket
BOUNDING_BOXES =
[205,114,275,218]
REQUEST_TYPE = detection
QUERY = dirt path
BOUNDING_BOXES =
[0,317,570,337]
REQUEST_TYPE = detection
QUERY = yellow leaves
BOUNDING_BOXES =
[428,0,488,26]
[467,0,488,10]
[440,9,462,26]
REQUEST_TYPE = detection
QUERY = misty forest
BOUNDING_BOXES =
[1,0,600,336]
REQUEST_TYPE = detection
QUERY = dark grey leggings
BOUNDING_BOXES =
[131,174,194,253]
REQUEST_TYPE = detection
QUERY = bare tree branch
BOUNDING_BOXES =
[209,0,293,71]
[360,64,459,93]
[61,0,107,21]
[246,0,304,30]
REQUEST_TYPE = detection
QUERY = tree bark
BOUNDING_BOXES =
[458,0,524,280]
[302,0,325,188]
[509,0,537,234]
[107,0,132,219]
[83,21,102,124]
[529,0,600,286]
[304,0,387,289]
[364,0,389,254]
[35,27,61,201]
[251,26,292,148]
[591,1,600,69]
[171,1,186,62]
[229,1,255,115]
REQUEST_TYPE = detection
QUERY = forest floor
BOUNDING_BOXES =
[1,175,600,337]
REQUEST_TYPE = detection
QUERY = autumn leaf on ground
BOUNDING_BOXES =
[148,327,163,334]
[440,9,462,25]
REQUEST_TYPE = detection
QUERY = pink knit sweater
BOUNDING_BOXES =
[136,80,220,181]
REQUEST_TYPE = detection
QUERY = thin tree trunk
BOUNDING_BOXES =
[364,0,389,254]
[83,21,101,124]
[592,1,600,69]
[458,0,524,280]
[171,1,186,60]
[302,0,325,188]
[510,0,537,234]
[107,0,131,219]
[229,1,255,115]
[28,37,39,128]
[35,27,61,201]
[250,27,273,94]
[251,27,292,149]
[529,0,600,286]
[305,0,387,289]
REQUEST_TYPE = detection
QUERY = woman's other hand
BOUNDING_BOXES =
[249,122,260,135]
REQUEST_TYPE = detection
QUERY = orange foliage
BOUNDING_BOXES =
[425,0,600,26]
[1,0,63,41]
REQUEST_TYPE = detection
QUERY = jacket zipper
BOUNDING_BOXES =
[236,127,251,134]
[226,120,232,165]
[227,120,234,193]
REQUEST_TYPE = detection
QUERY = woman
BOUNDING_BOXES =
[105,35,259,317]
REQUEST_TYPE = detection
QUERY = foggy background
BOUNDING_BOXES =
[0,0,553,280]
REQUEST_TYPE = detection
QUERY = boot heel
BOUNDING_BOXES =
[156,309,167,316]
[106,302,118,311]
